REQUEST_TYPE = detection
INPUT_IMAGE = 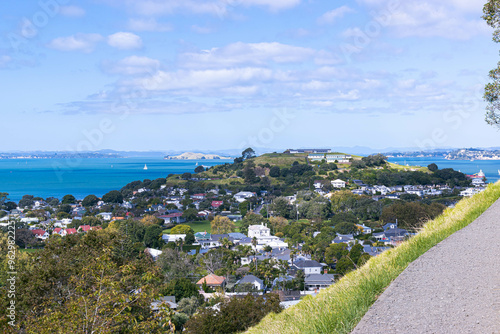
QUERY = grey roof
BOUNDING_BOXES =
[384,228,408,238]
[228,232,247,240]
[294,260,323,269]
[237,275,264,286]
[305,274,335,284]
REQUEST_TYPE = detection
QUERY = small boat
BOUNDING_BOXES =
[143,164,148,170]
[196,162,198,166]
[498,169,500,176]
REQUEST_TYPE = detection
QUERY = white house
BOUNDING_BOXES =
[98,212,113,221]
[236,274,264,291]
[234,191,256,203]
[248,224,271,238]
[331,179,346,188]
[162,234,186,243]
[294,260,323,274]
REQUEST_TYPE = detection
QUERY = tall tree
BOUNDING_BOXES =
[211,216,236,234]
[483,0,500,124]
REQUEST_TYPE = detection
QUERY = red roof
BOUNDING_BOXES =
[79,225,102,232]
[160,212,183,218]
[211,201,223,208]
[31,229,46,236]
[79,225,91,232]
[192,193,206,197]
[66,228,77,235]
[196,274,226,286]
[53,228,62,234]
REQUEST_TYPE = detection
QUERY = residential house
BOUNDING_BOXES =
[211,201,223,209]
[234,191,256,203]
[197,274,226,289]
[32,229,49,240]
[162,234,186,243]
[65,228,78,235]
[78,225,102,232]
[191,193,206,200]
[331,179,346,188]
[248,224,271,238]
[144,248,163,260]
[159,212,185,224]
[304,274,335,291]
[294,260,323,274]
[236,275,264,291]
[355,224,372,234]
[97,212,113,221]
[332,234,354,244]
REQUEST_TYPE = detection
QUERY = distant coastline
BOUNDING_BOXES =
[164,152,232,160]
[0,152,121,159]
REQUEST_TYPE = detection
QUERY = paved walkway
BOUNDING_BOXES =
[352,199,500,334]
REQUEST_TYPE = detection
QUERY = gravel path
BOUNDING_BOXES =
[352,199,500,334]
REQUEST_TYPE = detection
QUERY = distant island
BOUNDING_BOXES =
[164,152,232,160]
[445,148,500,160]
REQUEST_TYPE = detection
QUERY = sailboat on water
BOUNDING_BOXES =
[143,164,148,170]
[498,169,500,176]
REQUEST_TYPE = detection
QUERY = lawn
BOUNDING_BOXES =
[163,219,244,234]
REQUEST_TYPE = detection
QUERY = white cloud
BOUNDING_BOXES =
[178,42,337,69]
[47,33,103,53]
[102,56,161,75]
[139,67,273,91]
[237,0,301,11]
[128,18,172,32]
[356,0,488,39]
[317,6,354,25]
[107,32,143,50]
[60,6,86,17]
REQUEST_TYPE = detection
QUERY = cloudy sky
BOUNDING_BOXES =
[1,0,499,152]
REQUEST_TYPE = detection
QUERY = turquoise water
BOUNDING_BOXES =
[388,157,500,183]
[0,158,228,201]
[1,157,498,202]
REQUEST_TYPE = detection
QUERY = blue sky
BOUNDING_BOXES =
[1,0,499,153]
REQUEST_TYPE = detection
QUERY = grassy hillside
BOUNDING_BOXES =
[245,182,500,334]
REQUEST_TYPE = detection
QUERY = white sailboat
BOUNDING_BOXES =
[143,164,148,170]
[498,169,500,176]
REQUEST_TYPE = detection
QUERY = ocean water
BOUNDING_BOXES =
[1,157,498,203]
[0,158,229,202]
[388,157,500,184]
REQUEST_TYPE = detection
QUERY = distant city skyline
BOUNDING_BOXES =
[1,0,499,152]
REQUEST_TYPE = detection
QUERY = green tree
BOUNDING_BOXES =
[162,278,200,302]
[102,190,123,204]
[194,166,205,173]
[182,208,198,221]
[177,296,200,316]
[334,222,357,235]
[0,192,9,208]
[211,216,236,234]
[427,163,438,172]
[61,194,76,205]
[157,248,195,281]
[170,225,195,234]
[82,194,99,207]
[184,293,282,334]
[144,225,163,248]
[242,147,256,160]
[483,0,500,125]
[239,201,249,216]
